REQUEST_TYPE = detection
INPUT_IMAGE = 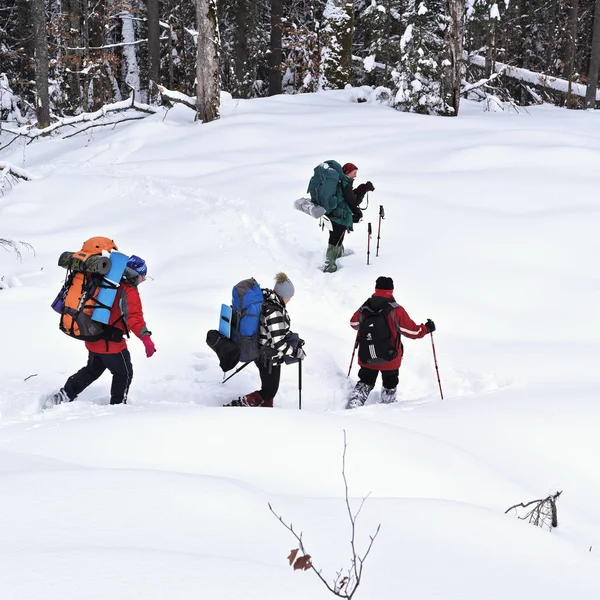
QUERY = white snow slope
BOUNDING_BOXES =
[0,89,599,599]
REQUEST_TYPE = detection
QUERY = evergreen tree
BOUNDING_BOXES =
[319,0,354,89]
[393,0,452,115]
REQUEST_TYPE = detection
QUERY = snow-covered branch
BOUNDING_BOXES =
[157,85,197,111]
[65,39,148,51]
[0,163,34,181]
[0,94,160,148]
[469,55,600,101]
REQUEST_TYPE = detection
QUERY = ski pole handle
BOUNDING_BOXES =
[376,205,384,257]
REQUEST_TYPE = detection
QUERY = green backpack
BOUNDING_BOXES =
[307,160,343,213]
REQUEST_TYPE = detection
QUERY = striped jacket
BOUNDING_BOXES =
[350,289,427,371]
[259,289,295,366]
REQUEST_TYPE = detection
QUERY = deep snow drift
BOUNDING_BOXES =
[0,90,598,599]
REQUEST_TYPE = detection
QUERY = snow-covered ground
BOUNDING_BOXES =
[1,90,599,599]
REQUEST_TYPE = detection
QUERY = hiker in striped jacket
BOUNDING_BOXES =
[232,273,305,408]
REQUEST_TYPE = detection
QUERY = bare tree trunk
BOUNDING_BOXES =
[383,0,392,82]
[166,22,174,90]
[31,0,50,127]
[485,18,497,79]
[444,0,467,116]
[234,0,249,93]
[565,0,580,108]
[585,0,600,108]
[146,0,160,102]
[196,0,220,122]
[268,0,283,95]
[88,0,107,109]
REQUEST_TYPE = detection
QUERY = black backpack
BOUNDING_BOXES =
[357,298,401,365]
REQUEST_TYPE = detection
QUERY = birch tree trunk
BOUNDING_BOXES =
[443,0,467,115]
[585,0,600,108]
[121,5,141,97]
[196,0,220,122]
[268,0,283,95]
[31,0,50,127]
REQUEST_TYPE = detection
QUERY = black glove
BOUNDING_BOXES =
[352,208,363,223]
[285,332,304,350]
[426,319,436,333]
[365,181,375,192]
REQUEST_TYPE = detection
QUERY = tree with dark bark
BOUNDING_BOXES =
[564,0,580,108]
[269,0,284,95]
[31,0,50,127]
[195,0,220,122]
[585,0,600,107]
[145,0,161,102]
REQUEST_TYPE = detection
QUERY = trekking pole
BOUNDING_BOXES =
[430,332,444,400]
[298,359,302,410]
[367,222,372,265]
[376,205,385,257]
[347,332,359,378]
[221,360,252,384]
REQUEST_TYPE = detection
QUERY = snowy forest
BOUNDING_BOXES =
[2,0,600,127]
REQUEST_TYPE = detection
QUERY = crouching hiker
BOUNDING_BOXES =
[48,255,156,407]
[229,272,305,407]
[347,276,434,409]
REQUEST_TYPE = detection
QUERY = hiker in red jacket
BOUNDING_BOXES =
[48,255,156,406]
[347,276,434,409]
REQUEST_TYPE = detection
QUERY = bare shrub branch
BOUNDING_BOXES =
[269,430,381,599]
[505,491,562,530]
[0,238,34,261]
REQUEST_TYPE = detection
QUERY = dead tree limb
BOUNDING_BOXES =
[269,430,381,599]
[0,163,33,181]
[157,85,197,111]
[505,491,562,530]
[0,239,35,261]
[62,115,148,139]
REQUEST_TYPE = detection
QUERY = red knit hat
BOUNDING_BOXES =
[343,162,358,174]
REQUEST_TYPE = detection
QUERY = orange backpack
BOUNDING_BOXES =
[52,237,125,342]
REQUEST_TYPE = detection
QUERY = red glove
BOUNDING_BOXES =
[142,336,156,358]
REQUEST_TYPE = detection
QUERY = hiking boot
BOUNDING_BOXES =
[227,391,273,408]
[323,244,343,273]
[380,387,397,404]
[347,382,374,409]
[45,388,70,408]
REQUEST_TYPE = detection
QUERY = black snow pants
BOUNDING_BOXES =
[358,366,399,390]
[64,350,133,405]
[255,359,281,401]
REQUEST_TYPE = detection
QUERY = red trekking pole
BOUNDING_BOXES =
[376,205,385,257]
[367,222,372,265]
[430,332,444,400]
[347,332,359,377]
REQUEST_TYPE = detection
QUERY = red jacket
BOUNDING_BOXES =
[85,283,150,354]
[350,289,427,370]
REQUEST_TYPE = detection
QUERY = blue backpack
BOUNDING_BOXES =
[307,160,343,213]
[232,278,264,362]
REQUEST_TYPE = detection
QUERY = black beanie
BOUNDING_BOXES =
[375,276,394,291]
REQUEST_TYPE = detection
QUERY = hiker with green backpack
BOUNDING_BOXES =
[306,161,374,273]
